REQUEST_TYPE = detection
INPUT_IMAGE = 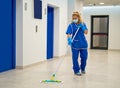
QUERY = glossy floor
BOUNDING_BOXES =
[0,50,120,88]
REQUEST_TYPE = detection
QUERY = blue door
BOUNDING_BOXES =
[0,0,16,72]
[47,6,54,59]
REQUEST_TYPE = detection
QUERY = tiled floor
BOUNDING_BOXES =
[0,50,120,88]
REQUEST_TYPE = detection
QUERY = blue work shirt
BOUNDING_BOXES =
[66,23,88,49]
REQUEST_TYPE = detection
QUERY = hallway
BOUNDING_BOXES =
[0,50,120,88]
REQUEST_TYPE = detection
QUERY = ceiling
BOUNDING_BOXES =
[84,0,120,6]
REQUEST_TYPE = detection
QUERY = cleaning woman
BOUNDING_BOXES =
[66,11,88,76]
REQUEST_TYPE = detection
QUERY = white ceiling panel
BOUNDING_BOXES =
[84,0,120,6]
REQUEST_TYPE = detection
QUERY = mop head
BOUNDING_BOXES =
[40,74,62,83]
[41,79,62,83]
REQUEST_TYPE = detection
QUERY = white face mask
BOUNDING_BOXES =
[73,19,78,23]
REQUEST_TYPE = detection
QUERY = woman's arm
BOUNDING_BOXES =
[82,22,88,35]
[84,30,88,34]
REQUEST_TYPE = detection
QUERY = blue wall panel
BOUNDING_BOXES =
[0,0,16,72]
[47,6,54,59]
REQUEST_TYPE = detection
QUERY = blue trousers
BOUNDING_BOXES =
[71,48,88,73]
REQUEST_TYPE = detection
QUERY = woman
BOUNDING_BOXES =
[66,11,88,76]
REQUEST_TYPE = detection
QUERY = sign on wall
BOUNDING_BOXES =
[34,0,42,19]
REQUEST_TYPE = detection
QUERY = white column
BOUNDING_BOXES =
[74,0,84,13]
[68,0,84,23]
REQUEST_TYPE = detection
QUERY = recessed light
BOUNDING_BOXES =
[99,2,104,5]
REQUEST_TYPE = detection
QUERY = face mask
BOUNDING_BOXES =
[73,19,78,23]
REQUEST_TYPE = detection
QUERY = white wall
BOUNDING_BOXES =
[16,0,68,67]
[16,0,23,66]
[83,6,120,50]
[54,7,60,57]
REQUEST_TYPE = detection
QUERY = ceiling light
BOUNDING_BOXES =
[99,2,104,5]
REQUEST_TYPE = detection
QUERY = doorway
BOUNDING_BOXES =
[0,0,16,72]
[47,6,54,59]
[91,15,109,49]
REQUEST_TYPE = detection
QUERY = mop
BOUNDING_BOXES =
[40,25,81,83]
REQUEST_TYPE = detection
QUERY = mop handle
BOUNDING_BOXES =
[72,26,81,42]
[53,56,65,75]
[71,24,87,50]
[53,45,70,76]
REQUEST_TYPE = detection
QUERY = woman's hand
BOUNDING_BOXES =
[67,34,73,46]
[84,30,88,34]
[67,34,71,37]
[67,37,73,46]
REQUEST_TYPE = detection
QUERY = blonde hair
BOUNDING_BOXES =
[72,11,83,23]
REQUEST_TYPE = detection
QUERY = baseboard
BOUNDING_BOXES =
[16,60,46,69]
[109,49,120,51]
[16,56,67,69]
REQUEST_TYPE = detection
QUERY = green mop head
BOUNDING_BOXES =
[41,79,62,83]
[41,74,62,83]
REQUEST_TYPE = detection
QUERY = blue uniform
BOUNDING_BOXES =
[66,22,88,73]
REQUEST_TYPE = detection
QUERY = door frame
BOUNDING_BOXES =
[90,15,109,50]
[12,0,16,69]
[46,4,59,59]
